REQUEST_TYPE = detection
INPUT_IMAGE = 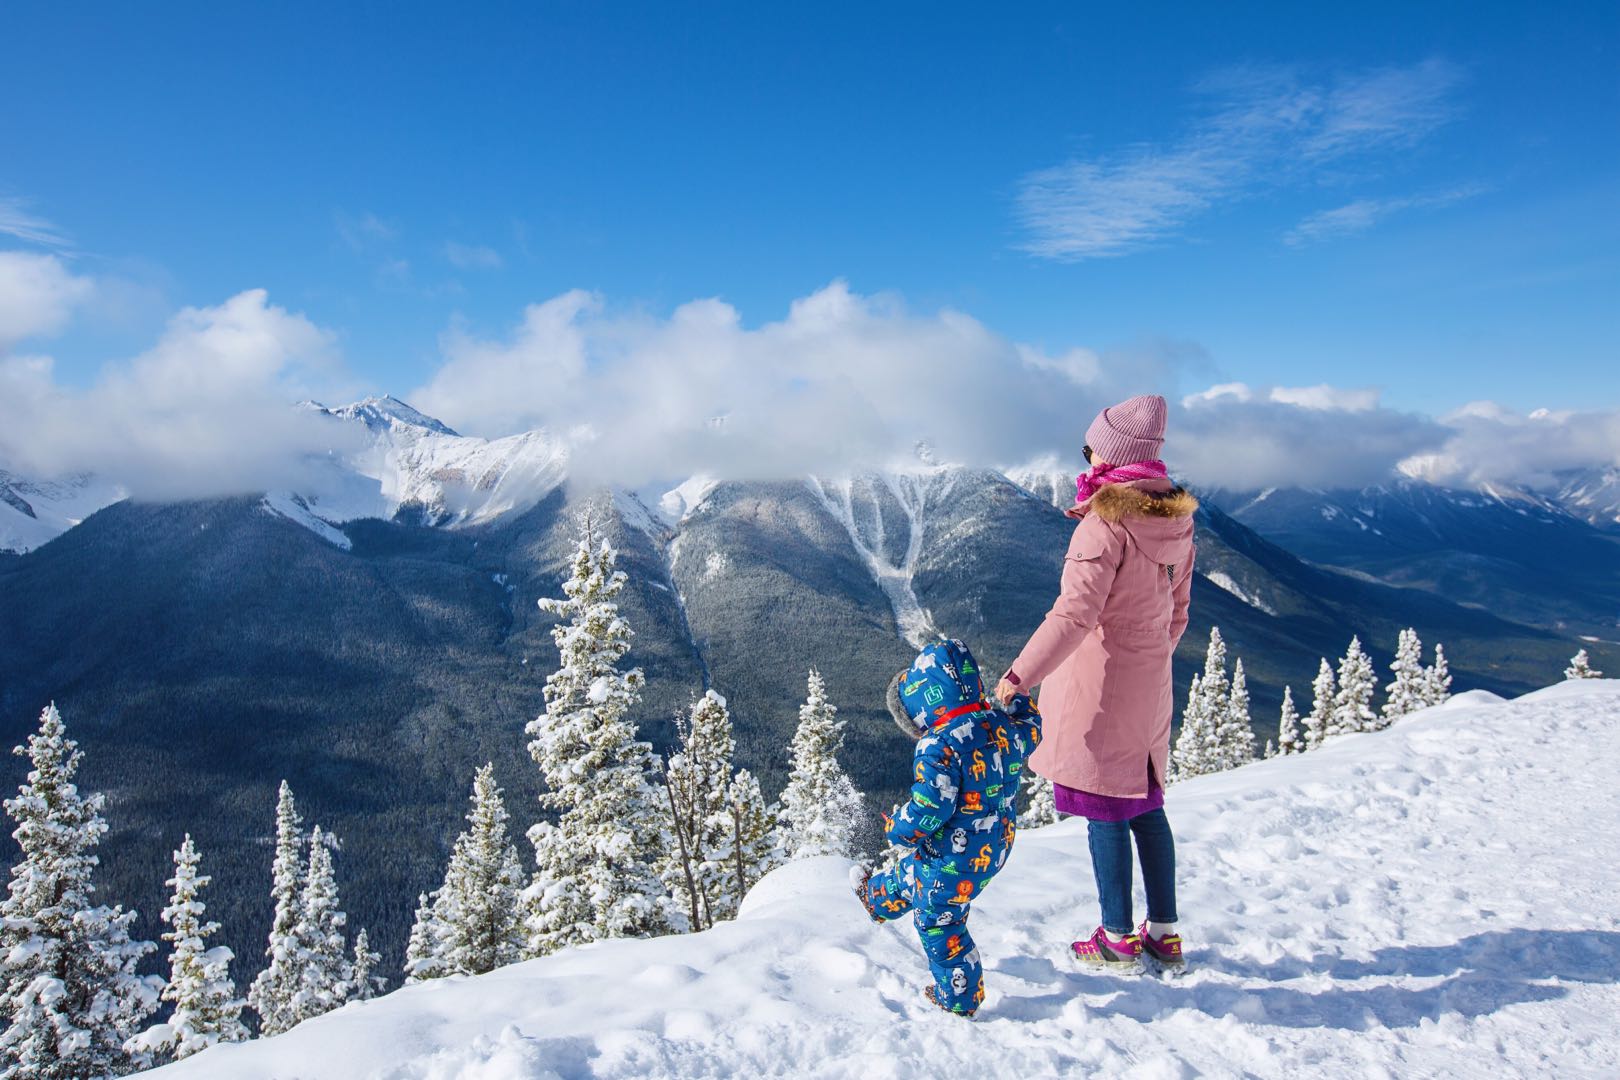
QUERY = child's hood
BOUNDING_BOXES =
[895,639,986,730]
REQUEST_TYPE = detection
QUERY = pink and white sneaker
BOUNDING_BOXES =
[1070,927,1142,972]
[1137,923,1187,974]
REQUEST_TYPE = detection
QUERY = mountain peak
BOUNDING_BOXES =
[320,396,460,437]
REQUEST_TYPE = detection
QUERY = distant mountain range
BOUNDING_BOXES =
[1,397,1614,989]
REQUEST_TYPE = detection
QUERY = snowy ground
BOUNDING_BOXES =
[149,682,1620,1079]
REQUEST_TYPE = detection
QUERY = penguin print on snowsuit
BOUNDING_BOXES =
[855,638,1043,1017]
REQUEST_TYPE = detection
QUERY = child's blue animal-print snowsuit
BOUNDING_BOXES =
[858,639,1042,1015]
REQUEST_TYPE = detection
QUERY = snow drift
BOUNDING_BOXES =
[146,681,1620,1079]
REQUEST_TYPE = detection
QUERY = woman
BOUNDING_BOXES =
[996,393,1197,973]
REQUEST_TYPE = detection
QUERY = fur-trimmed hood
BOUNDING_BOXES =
[1071,483,1198,523]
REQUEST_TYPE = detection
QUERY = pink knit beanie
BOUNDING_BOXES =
[1085,394,1168,466]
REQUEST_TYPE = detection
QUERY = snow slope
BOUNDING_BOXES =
[148,682,1620,1079]
[806,468,958,647]
[0,469,126,554]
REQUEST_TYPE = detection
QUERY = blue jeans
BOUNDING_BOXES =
[1087,807,1177,934]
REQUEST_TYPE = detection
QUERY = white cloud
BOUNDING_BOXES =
[444,242,504,270]
[1406,405,1620,489]
[1016,60,1465,260]
[1172,396,1446,491]
[1301,58,1462,161]
[335,210,398,251]
[1284,185,1483,246]
[0,197,69,248]
[1173,381,1444,489]
[1267,384,1381,412]
[413,281,1189,486]
[4,276,1613,503]
[0,289,365,498]
[0,252,95,348]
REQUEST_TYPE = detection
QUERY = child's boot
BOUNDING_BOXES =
[1137,922,1186,974]
[849,864,884,924]
[923,985,976,1019]
[1070,927,1142,972]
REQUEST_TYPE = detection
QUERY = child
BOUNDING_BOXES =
[852,638,1042,1017]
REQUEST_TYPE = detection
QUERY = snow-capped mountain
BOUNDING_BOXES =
[1201,479,1620,637]
[0,469,126,556]
[287,395,570,529]
[1549,464,1620,530]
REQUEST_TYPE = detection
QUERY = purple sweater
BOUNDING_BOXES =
[1053,766,1165,822]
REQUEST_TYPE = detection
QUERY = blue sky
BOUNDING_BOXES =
[2,2,1618,488]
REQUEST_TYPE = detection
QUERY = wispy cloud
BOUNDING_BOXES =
[444,241,504,270]
[0,196,70,249]
[1301,58,1462,161]
[1283,184,1485,245]
[1016,59,1465,260]
[334,210,398,251]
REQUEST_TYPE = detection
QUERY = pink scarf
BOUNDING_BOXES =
[1073,459,1169,513]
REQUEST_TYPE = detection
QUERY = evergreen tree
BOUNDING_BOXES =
[1263,739,1277,759]
[660,692,737,930]
[1018,774,1060,828]
[712,769,783,920]
[402,893,447,985]
[1275,686,1303,755]
[1381,628,1426,725]
[1330,636,1378,737]
[1566,649,1603,680]
[0,703,160,1080]
[1169,673,1222,780]
[523,523,683,957]
[776,670,865,859]
[1173,627,1237,779]
[1217,657,1256,768]
[248,780,306,1034]
[1304,659,1335,751]
[1198,627,1232,719]
[433,765,524,976]
[347,930,382,1001]
[285,827,352,1028]
[132,835,246,1063]
[1422,643,1454,707]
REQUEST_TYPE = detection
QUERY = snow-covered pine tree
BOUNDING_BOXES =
[776,669,865,860]
[1263,739,1277,759]
[1380,628,1426,726]
[1199,627,1231,714]
[402,892,447,984]
[1018,774,1060,828]
[284,826,352,1028]
[0,703,160,1080]
[1275,686,1303,755]
[1330,636,1378,737]
[133,835,246,1063]
[1304,659,1335,751]
[433,765,524,976]
[1566,649,1603,680]
[248,780,305,1035]
[523,522,683,957]
[660,692,737,930]
[347,930,382,1001]
[1169,673,1222,781]
[713,769,783,919]
[1422,643,1454,707]
[1217,657,1256,768]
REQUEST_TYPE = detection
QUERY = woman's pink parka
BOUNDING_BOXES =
[1005,480,1198,798]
